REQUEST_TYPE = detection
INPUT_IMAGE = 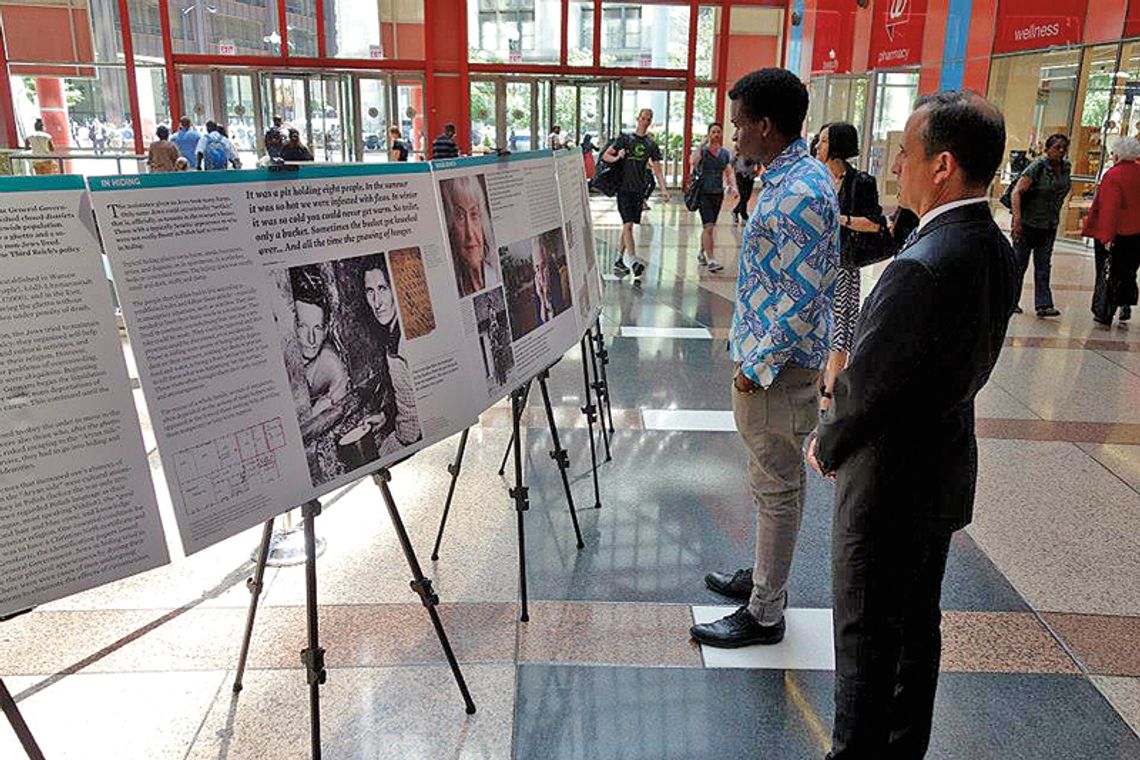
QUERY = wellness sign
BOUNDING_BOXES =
[993,0,1087,55]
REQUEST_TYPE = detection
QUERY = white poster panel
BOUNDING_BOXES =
[89,164,479,554]
[432,151,582,403]
[553,149,604,329]
[0,175,168,616]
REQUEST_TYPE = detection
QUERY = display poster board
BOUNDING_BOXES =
[432,151,586,405]
[553,149,604,328]
[0,176,168,617]
[89,164,481,555]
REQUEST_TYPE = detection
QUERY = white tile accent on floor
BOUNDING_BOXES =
[642,409,736,432]
[619,326,713,339]
[692,606,836,671]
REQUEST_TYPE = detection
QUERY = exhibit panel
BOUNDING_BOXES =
[553,148,604,330]
[0,175,168,617]
[90,164,482,555]
[432,151,586,404]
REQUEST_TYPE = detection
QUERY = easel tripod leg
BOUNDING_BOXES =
[1,678,45,760]
[587,326,613,461]
[372,471,477,714]
[509,388,530,623]
[299,499,326,760]
[579,335,602,510]
[537,372,584,548]
[234,517,275,693]
[431,427,470,561]
[593,322,616,436]
[498,381,532,476]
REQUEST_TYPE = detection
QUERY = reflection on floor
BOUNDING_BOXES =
[3,196,1139,759]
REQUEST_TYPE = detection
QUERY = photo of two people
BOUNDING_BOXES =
[500,227,573,341]
[273,251,425,487]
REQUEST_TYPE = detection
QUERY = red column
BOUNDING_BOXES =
[118,0,145,154]
[34,78,72,151]
[424,0,468,153]
[961,0,998,94]
[919,0,950,95]
[714,1,732,124]
[159,0,182,125]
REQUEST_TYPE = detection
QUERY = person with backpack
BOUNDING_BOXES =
[1009,133,1071,317]
[196,121,240,171]
[599,108,670,282]
[687,122,737,273]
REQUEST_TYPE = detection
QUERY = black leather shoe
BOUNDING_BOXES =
[705,568,753,600]
[690,606,785,648]
[1121,306,1132,322]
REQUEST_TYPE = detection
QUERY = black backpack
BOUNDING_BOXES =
[589,136,627,197]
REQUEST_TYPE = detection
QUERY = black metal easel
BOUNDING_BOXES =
[0,608,45,760]
[588,319,615,460]
[230,472,476,758]
[431,362,590,622]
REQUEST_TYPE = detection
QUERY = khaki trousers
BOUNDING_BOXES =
[731,364,820,625]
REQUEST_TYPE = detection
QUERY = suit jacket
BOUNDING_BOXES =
[815,202,1019,529]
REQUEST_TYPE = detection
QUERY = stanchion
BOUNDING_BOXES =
[299,499,326,759]
[579,334,603,510]
[371,469,476,714]
[431,427,470,562]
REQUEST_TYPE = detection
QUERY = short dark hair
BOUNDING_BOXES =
[728,68,808,139]
[360,252,388,279]
[156,125,170,140]
[913,91,1006,187]
[290,265,329,321]
[205,120,218,133]
[1045,133,1069,149]
[179,116,191,127]
[707,121,723,133]
[826,122,859,161]
[444,122,456,135]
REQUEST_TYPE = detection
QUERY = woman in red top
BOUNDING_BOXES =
[1083,136,1140,325]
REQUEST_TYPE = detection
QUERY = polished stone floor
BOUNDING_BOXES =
[3,196,1139,759]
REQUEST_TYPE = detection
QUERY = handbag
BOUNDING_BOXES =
[1092,245,1113,322]
[838,171,893,268]
[685,147,710,212]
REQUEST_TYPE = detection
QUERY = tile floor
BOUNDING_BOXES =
[2,196,1139,759]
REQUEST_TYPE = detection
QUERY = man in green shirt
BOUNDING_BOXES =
[1010,133,1071,317]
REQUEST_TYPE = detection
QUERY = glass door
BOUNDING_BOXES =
[222,73,260,166]
[308,75,350,162]
[357,76,391,162]
[264,75,312,154]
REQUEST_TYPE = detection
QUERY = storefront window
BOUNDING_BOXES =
[469,0,561,65]
[568,0,594,66]
[325,0,382,59]
[168,0,281,57]
[600,3,689,70]
[694,6,717,82]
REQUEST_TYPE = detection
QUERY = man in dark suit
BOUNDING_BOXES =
[806,91,1019,758]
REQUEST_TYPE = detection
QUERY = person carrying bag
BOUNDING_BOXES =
[686,122,737,273]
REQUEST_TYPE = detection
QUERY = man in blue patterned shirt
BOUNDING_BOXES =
[691,68,839,648]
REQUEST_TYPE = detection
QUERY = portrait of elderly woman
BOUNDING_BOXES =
[440,174,502,298]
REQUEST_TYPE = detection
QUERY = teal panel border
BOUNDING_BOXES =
[88,162,430,192]
[0,175,86,193]
[431,149,555,172]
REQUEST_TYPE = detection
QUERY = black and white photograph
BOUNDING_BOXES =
[473,286,514,395]
[273,253,423,488]
[501,227,573,342]
[439,174,502,298]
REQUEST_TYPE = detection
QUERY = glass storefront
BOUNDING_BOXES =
[988,41,1140,240]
